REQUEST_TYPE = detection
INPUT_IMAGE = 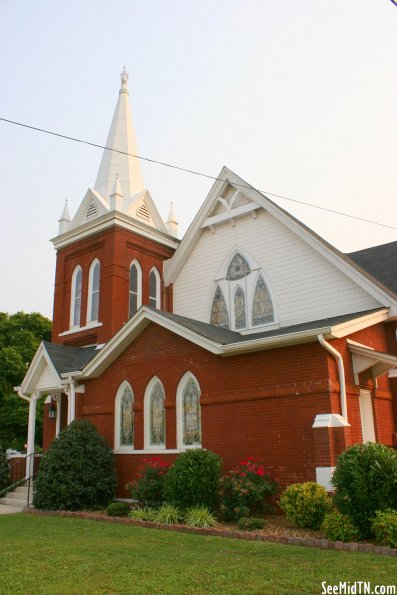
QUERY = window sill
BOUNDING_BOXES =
[113,449,183,455]
[59,321,103,336]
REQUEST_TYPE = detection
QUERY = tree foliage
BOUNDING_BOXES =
[0,312,51,450]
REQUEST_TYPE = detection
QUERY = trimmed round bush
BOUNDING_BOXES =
[0,447,10,492]
[332,443,397,538]
[33,419,117,511]
[106,501,130,517]
[279,482,331,529]
[372,509,397,548]
[163,449,222,510]
[321,511,360,543]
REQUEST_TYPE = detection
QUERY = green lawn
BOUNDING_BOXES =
[0,515,396,594]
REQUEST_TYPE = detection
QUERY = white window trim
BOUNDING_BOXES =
[129,259,142,316]
[87,258,100,323]
[149,266,161,309]
[144,376,166,450]
[114,380,134,452]
[69,265,82,329]
[176,371,202,450]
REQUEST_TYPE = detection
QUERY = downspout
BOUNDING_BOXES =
[317,334,348,421]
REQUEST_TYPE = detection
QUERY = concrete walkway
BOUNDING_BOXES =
[0,504,25,514]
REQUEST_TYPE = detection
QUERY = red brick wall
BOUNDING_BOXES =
[52,225,175,345]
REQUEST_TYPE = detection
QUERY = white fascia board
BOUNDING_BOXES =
[328,309,389,338]
[51,211,179,251]
[201,201,260,228]
[20,342,63,395]
[79,307,224,379]
[221,326,333,356]
[348,343,397,366]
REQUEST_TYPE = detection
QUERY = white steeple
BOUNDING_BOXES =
[58,199,71,234]
[94,67,144,200]
[166,202,179,237]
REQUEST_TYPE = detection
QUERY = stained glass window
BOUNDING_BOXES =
[210,286,229,328]
[72,266,82,327]
[150,382,165,445]
[183,378,201,446]
[234,286,246,329]
[226,254,250,280]
[120,386,134,446]
[252,275,274,325]
[88,260,100,322]
[129,263,138,317]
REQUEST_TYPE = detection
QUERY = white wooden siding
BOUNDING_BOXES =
[172,209,380,328]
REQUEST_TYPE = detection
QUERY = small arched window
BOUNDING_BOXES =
[149,267,161,309]
[129,260,142,317]
[70,266,82,328]
[234,286,246,330]
[144,378,166,449]
[87,259,100,323]
[252,275,274,326]
[177,373,201,448]
[210,286,229,328]
[226,253,250,280]
[115,382,134,450]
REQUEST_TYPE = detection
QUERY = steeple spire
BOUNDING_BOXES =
[94,68,144,200]
[166,202,179,237]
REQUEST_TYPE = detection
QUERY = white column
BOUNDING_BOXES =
[26,393,39,480]
[66,380,76,424]
[55,394,61,436]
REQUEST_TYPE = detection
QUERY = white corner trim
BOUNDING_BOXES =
[315,467,335,491]
[59,321,103,336]
[312,413,350,428]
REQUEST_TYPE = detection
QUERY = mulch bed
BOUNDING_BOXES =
[25,508,397,557]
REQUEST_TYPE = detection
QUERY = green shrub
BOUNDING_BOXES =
[184,506,219,528]
[128,506,157,522]
[372,509,397,548]
[321,511,360,543]
[279,482,331,529]
[332,443,397,538]
[237,517,266,531]
[0,446,10,492]
[106,501,130,517]
[219,457,277,521]
[126,456,171,507]
[163,449,221,510]
[33,420,117,511]
[153,503,182,525]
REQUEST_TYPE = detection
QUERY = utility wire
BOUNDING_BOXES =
[1,115,397,232]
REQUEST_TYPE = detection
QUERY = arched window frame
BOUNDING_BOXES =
[114,381,134,452]
[176,372,202,450]
[144,377,166,450]
[149,266,161,309]
[129,259,142,317]
[87,258,100,324]
[209,248,277,332]
[70,265,82,329]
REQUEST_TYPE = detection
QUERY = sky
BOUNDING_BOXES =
[1,0,397,319]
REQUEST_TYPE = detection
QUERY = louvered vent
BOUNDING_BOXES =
[136,201,150,221]
[86,203,98,219]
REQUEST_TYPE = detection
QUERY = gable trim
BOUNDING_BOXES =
[20,342,63,395]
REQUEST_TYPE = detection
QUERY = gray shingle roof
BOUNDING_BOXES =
[348,241,397,297]
[43,341,98,375]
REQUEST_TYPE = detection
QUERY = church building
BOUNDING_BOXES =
[17,69,397,495]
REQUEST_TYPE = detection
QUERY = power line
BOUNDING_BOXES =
[1,115,397,232]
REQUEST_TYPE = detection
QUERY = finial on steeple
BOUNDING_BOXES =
[58,199,72,235]
[120,66,129,94]
[110,173,124,211]
[166,201,179,238]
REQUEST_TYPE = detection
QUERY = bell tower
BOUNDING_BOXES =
[51,69,179,347]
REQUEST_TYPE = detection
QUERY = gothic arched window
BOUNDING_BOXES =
[149,267,161,309]
[226,253,250,280]
[129,260,142,317]
[177,374,201,448]
[115,382,134,450]
[70,265,82,328]
[252,275,274,326]
[144,378,166,448]
[210,286,229,328]
[87,259,100,323]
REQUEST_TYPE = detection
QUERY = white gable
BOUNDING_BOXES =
[68,188,110,231]
[21,343,62,395]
